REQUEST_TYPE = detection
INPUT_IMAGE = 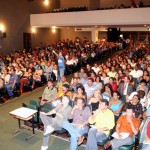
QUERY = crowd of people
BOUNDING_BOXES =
[37,40,150,150]
[0,37,119,103]
[0,36,150,149]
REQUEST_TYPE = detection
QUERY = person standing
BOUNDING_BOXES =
[53,50,65,82]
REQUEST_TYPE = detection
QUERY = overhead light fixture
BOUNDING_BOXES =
[144,25,147,27]
[43,0,49,6]
[31,27,36,33]
[0,24,6,38]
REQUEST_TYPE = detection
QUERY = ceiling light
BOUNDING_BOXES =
[43,0,49,6]
[144,25,147,27]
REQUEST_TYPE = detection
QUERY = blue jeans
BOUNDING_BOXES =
[5,84,14,97]
[62,121,87,150]
[85,128,107,150]
[58,68,65,82]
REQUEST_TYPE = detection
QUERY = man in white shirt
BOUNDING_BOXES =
[129,65,143,79]
[92,64,100,75]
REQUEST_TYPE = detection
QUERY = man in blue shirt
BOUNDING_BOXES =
[53,50,65,82]
[5,68,19,99]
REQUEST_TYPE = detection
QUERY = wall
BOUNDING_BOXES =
[0,0,30,54]
[60,28,92,41]
[89,0,100,10]
[60,0,89,8]
[29,0,60,14]
[32,28,60,46]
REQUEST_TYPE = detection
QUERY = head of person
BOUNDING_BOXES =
[94,89,101,99]
[99,99,109,111]
[74,72,79,78]
[77,85,85,94]
[87,78,94,86]
[140,79,147,87]
[61,75,67,82]
[126,106,135,118]
[124,76,130,83]
[83,73,88,78]
[62,95,70,106]
[113,91,120,100]
[86,64,91,70]
[75,98,86,110]
[47,80,53,88]
[91,72,96,78]
[62,84,69,93]
[134,65,139,71]
[10,67,16,75]
[95,76,101,83]
[80,67,85,73]
[132,95,140,105]
[59,51,63,57]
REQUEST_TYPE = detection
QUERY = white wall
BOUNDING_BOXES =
[30,8,150,27]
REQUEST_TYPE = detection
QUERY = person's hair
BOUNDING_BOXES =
[101,99,109,106]
[88,77,94,82]
[126,106,134,113]
[75,97,87,109]
[47,79,53,84]
[113,91,121,99]
[104,83,113,96]
[138,90,145,99]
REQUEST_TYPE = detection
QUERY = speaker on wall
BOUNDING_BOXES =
[107,28,120,42]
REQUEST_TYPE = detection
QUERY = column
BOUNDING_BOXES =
[91,27,99,43]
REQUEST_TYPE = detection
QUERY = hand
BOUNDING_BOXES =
[40,112,46,115]
[78,124,84,128]
[118,133,122,139]
[97,128,103,133]
[127,116,132,124]
[73,105,79,110]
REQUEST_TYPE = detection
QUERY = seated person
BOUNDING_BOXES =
[86,99,115,150]
[88,89,102,113]
[62,98,91,150]
[70,77,81,92]
[104,106,140,150]
[40,96,72,150]
[80,72,88,85]
[137,79,148,95]
[51,84,72,107]
[123,95,143,120]
[102,83,112,102]
[55,75,69,91]
[72,85,87,102]
[20,68,33,94]
[109,91,123,122]
[40,80,57,106]
[141,121,150,150]
[43,62,52,81]
[5,68,19,99]
[83,78,97,100]
[33,65,43,82]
